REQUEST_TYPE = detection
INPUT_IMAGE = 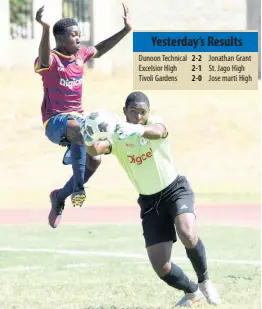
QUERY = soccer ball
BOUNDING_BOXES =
[82,110,120,142]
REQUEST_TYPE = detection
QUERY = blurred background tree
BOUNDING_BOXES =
[9,0,33,39]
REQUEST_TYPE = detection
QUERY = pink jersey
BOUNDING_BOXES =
[34,46,96,123]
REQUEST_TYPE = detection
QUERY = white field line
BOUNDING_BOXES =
[0,247,260,266]
[65,263,104,268]
[0,259,260,273]
[0,266,42,272]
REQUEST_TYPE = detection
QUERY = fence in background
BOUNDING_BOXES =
[62,0,91,42]
[9,0,34,39]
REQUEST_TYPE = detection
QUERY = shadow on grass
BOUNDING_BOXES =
[82,307,161,309]
[225,275,253,281]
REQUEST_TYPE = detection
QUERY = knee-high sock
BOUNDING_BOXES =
[186,238,209,283]
[160,263,198,293]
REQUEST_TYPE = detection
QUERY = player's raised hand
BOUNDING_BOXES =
[122,3,132,31]
[35,6,50,29]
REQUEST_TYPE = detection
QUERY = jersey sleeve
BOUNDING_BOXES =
[110,134,119,156]
[79,46,96,63]
[148,115,168,138]
[34,53,57,76]
[148,115,165,126]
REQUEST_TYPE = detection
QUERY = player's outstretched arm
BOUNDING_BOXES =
[143,124,168,140]
[85,140,112,157]
[93,3,132,58]
[116,123,167,140]
[35,6,51,67]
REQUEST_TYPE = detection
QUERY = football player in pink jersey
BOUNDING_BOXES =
[34,4,132,228]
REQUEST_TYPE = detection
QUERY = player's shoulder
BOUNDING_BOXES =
[147,115,166,125]
[78,46,95,55]
[79,46,89,52]
[34,50,59,66]
[50,50,66,64]
[147,115,169,138]
[50,50,59,57]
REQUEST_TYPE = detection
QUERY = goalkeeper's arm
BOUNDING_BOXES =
[116,122,168,140]
[84,140,112,157]
[142,124,168,140]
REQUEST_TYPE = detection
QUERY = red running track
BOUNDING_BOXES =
[0,204,260,228]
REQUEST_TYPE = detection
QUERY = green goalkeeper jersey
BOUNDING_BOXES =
[111,115,178,195]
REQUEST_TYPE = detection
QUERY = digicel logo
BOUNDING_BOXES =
[128,148,153,165]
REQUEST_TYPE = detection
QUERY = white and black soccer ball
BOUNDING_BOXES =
[82,110,120,142]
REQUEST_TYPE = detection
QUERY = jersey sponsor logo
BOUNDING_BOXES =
[59,78,83,89]
[140,137,148,146]
[58,67,65,72]
[125,143,134,148]
[128,148,152,165]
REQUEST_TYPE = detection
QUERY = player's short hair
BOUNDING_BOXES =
[125,91,150,108]
[53,18,78,37]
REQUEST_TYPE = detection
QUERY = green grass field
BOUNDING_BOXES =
[0,224,260,309]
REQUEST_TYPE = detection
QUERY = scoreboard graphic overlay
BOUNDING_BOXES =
[133,31,258,90]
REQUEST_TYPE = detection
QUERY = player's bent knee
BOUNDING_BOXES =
[175,213,197,247]
[66,120,84,144]
[151,261,171,277]
[177,227,198,248]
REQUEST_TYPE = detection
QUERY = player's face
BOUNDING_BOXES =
[124,102,150,125]
[62,26,81,55]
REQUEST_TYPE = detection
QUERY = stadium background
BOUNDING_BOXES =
[0,0,260,208]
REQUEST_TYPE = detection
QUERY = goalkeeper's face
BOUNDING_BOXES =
[124,102,150,125]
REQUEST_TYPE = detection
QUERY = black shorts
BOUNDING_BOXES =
[137,175,196,247]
